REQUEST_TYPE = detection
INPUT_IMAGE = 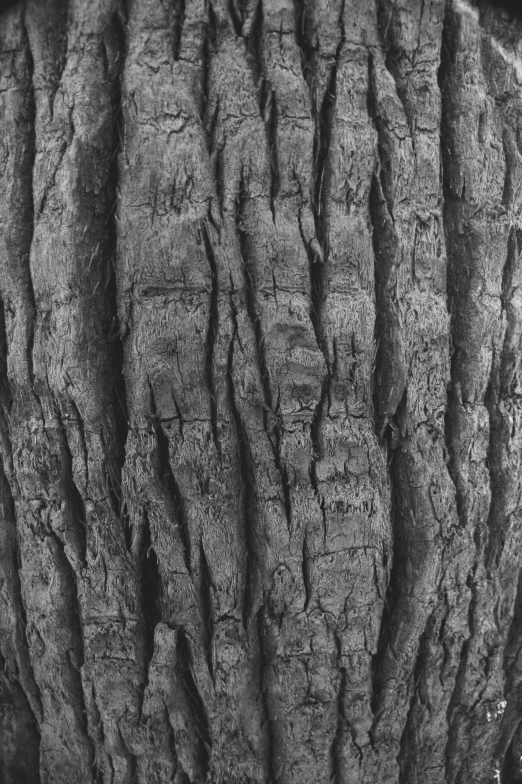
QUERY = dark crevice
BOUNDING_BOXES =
[301,0,344,374]
[228,0,243,37]
[198,539,215,680]
[293,0,315,87]
[245,0,263,86]
[309,40,342,367]
[177,628,212,775]
[207,0,218,49]
[149,383,192,575]
[53,403,88,567]
[482,0,522,20]
[236,178,273,411]
[48,527,97,771]
[330,643,347,783]
[121,501,133,554]
[302,531,312,610]
[173,0,186,60]
[312,40,340,252]
[0,301,15,478]
[0,653,41,784]
[139,509,162,698]
[370,448,407,726]
[501,725,522,784]
[274,428,293,533]
[369,49,408,437]
[257,606,278,784]
[310,379,328,546]
[444,389,464,524]
[366,23,411,744]
[484,350,507,570]
[105,7,129,524]
[21,14,37,392]
[201,220,221,453]
[376,2,417,147]
[265,87,279,221]
[201,28,212,127]
[228,286,261,626]
[0,461,43,734]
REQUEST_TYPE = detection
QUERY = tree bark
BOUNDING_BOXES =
[1,0,522,782]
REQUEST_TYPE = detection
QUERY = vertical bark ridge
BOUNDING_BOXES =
[367,3,466,782]
[24,3,148,781]
[202,222,221,453]
[292,4,393,783]
[243,3,392,783]
[0,5,101,781]
[226,296,262,626]
[440,3,522,782]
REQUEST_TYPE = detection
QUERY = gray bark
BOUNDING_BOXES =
[1,0,522,782]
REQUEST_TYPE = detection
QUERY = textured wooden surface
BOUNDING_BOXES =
[1,1,522,782]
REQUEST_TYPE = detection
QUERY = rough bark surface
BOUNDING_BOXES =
[1,0,522,782]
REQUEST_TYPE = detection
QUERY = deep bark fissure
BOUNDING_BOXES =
[202,220,221,453]
[227,286,260,626]
[302,530,312,610]
[309,24,344,366]
[310,383,328,545]
[173,0,186,60]
[265,86,279,222]
[176,628,212,774]
[501,724,522,784]
[257,605,278,784]
[53,402,88,566]
[292,0,314,86]
[370,450,401,713]
[228,0,243,38]
[139,508,162,693]
[236,185,273,412]
[398,620,432,781]
[244,0,263,86]
[149,384,192,576]
[0,649,41,784]
[21,14,37,392]
[330,666,347,784]
[48,527,98,774]
[0,457,43,725]
[198,538,215,681]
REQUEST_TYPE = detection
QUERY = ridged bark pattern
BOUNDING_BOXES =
[0,1,522,783]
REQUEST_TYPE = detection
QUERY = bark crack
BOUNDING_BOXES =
[149,383,192,575]
[228,282,261,626]
[202,220,221,454]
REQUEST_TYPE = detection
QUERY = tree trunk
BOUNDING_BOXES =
[1,0,522,782]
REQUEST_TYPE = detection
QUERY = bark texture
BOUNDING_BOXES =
[1,0,522,782]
